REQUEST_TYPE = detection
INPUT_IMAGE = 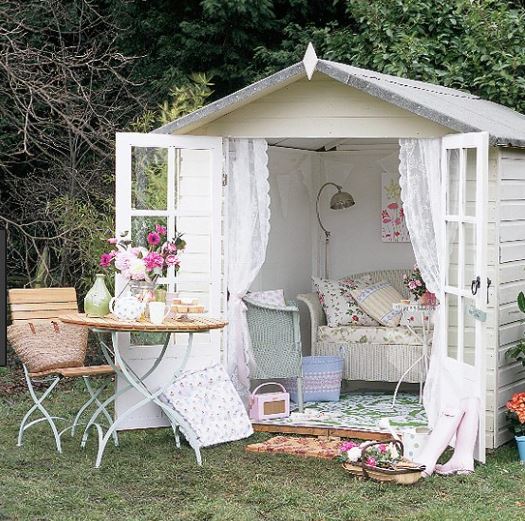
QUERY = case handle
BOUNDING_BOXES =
[250,382,288,400]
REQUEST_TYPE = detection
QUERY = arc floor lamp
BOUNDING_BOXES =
[316,182,355,278]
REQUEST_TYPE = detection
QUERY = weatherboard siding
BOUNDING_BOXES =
[497,147,525,447]
[186,73,452,139]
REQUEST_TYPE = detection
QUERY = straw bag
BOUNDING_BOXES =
[7,321,88,373]
[342,439,425,485]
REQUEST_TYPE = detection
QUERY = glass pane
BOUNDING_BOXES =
[178,150,212,213]
[131,216,168,249]
[463,222,476,293]
[463,298,476,366]
[465,148,477,218]
[447,293,459,360]
[446,221,459,287]
[447,149,460,215]
[132,147,169,210]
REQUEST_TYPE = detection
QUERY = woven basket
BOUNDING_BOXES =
[7,321,88,373]
[342,439,424,485]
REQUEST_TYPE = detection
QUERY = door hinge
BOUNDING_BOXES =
[222,171,228,186]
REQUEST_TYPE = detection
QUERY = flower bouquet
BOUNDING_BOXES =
[100,224,186,298]
[506,392,525,462]
[403,265,436,305]
[338,439,424,485]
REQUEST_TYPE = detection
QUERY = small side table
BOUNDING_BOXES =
[392,302,437,407]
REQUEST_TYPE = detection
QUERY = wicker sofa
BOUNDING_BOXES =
[297,269,428,384]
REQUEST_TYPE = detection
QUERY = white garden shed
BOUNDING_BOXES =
[114,45,525,455]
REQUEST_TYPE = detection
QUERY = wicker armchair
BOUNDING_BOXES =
[243,296,304,412]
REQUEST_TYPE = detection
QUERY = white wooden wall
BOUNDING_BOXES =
[184,74,452,139]
[495,147,525,447]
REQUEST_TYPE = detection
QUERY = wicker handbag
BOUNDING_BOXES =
[342,439,425,485]
[7,321,88,373]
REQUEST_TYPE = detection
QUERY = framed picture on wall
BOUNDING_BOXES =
[381,172,410,243]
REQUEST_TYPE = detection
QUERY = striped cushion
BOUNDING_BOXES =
[350,281,403,327]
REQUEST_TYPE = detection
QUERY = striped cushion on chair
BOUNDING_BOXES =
[350,281,403,327]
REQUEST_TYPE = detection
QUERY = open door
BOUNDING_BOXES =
[114,132,224,430]
[440,131,489,462]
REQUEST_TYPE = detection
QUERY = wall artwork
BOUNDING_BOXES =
[381,172,410,242]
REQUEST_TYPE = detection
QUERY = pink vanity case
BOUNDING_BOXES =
[249,382,290,421]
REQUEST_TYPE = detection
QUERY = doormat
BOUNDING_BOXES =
[246,435,343,460]
[254,392,427,433]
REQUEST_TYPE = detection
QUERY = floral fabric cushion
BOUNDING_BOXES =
[248,289,286,307]
[318,325,423,346]
[350,281,403,327]
[161,364,253,448]
[312,275,379,327]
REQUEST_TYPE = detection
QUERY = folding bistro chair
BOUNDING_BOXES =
[8,288,116,453]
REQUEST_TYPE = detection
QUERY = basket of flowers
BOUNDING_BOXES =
[506,392,525,463]
[403,265,436,306]
[338,439,425,485]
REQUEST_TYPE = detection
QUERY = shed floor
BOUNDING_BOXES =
[252,391,427,440]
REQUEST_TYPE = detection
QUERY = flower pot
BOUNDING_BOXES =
[84,274,112,317]
[515,435,525,463]
[419,291,436,306]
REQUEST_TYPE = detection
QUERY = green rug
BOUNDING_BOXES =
[256,392,427,433]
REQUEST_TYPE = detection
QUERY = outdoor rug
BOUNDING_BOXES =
[245,435,342,460]
[253,392,427,433]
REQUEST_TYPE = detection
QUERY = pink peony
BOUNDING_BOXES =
[377,444,387,454]
[99,253,114,268]
[366,457,377,467]
[416,280,422,287]
[155,224,167,235]
[408,280,417,290]
[114,250,135,271]
[144,251,164,271]
[147,232,161,246]
[165,254,180,267]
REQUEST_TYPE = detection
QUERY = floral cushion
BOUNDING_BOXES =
[318,325,423,346]
[161,364,253,448]
[312,275,379,327]
[350,281,404,327]
[248,289,286,307]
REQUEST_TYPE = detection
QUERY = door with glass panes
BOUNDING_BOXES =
[114,133,224,430]
[440,131,488,462]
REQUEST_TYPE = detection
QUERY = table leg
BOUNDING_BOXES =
[93,331,202,468]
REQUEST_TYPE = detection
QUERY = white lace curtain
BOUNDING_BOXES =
[226,138,270,404]
[399,138,443,427]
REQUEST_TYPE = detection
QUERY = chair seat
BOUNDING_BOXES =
[29,364,114,379]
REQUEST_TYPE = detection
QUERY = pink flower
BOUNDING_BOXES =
[147,232,161,246]
[99,253,114,268]
[165,254,180,267]
[107,237,118,244]
[408,280,417,290]
[155,224,167,235]
[377,444,387,454]
[114,250,135,271]
[416,280,422,287]
[164,241,177,254]
[366,457,377,467]
[144,251,164,271]
[340,441,358,452]
[387,202,399,210]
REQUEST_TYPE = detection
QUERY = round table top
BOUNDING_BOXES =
[59,313,228,333]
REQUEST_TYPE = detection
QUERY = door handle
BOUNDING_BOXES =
[487,278,492,305]
[471,276,481,296]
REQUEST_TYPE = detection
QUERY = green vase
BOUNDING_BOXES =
[84,274,112,317]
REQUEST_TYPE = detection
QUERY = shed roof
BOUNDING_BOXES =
[155,45,525,147]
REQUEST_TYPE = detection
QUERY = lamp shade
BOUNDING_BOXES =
[330,190,355,210]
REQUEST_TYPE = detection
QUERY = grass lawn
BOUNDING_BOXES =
[1,376,524,521]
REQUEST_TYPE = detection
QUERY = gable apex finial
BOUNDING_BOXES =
[303,42,318,80]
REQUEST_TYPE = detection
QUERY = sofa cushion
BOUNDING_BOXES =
[318,325,423,346]
[312,275,379,327]
[350,281,403,327]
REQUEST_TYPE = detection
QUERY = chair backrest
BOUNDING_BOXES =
[8,288,78,323]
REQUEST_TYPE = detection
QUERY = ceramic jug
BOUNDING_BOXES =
[84,274,112,317]
[109,294,145,321]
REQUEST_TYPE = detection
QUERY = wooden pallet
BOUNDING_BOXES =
[59,313,228,333]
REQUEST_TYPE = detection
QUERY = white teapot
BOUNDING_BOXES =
[109,295,146,321]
